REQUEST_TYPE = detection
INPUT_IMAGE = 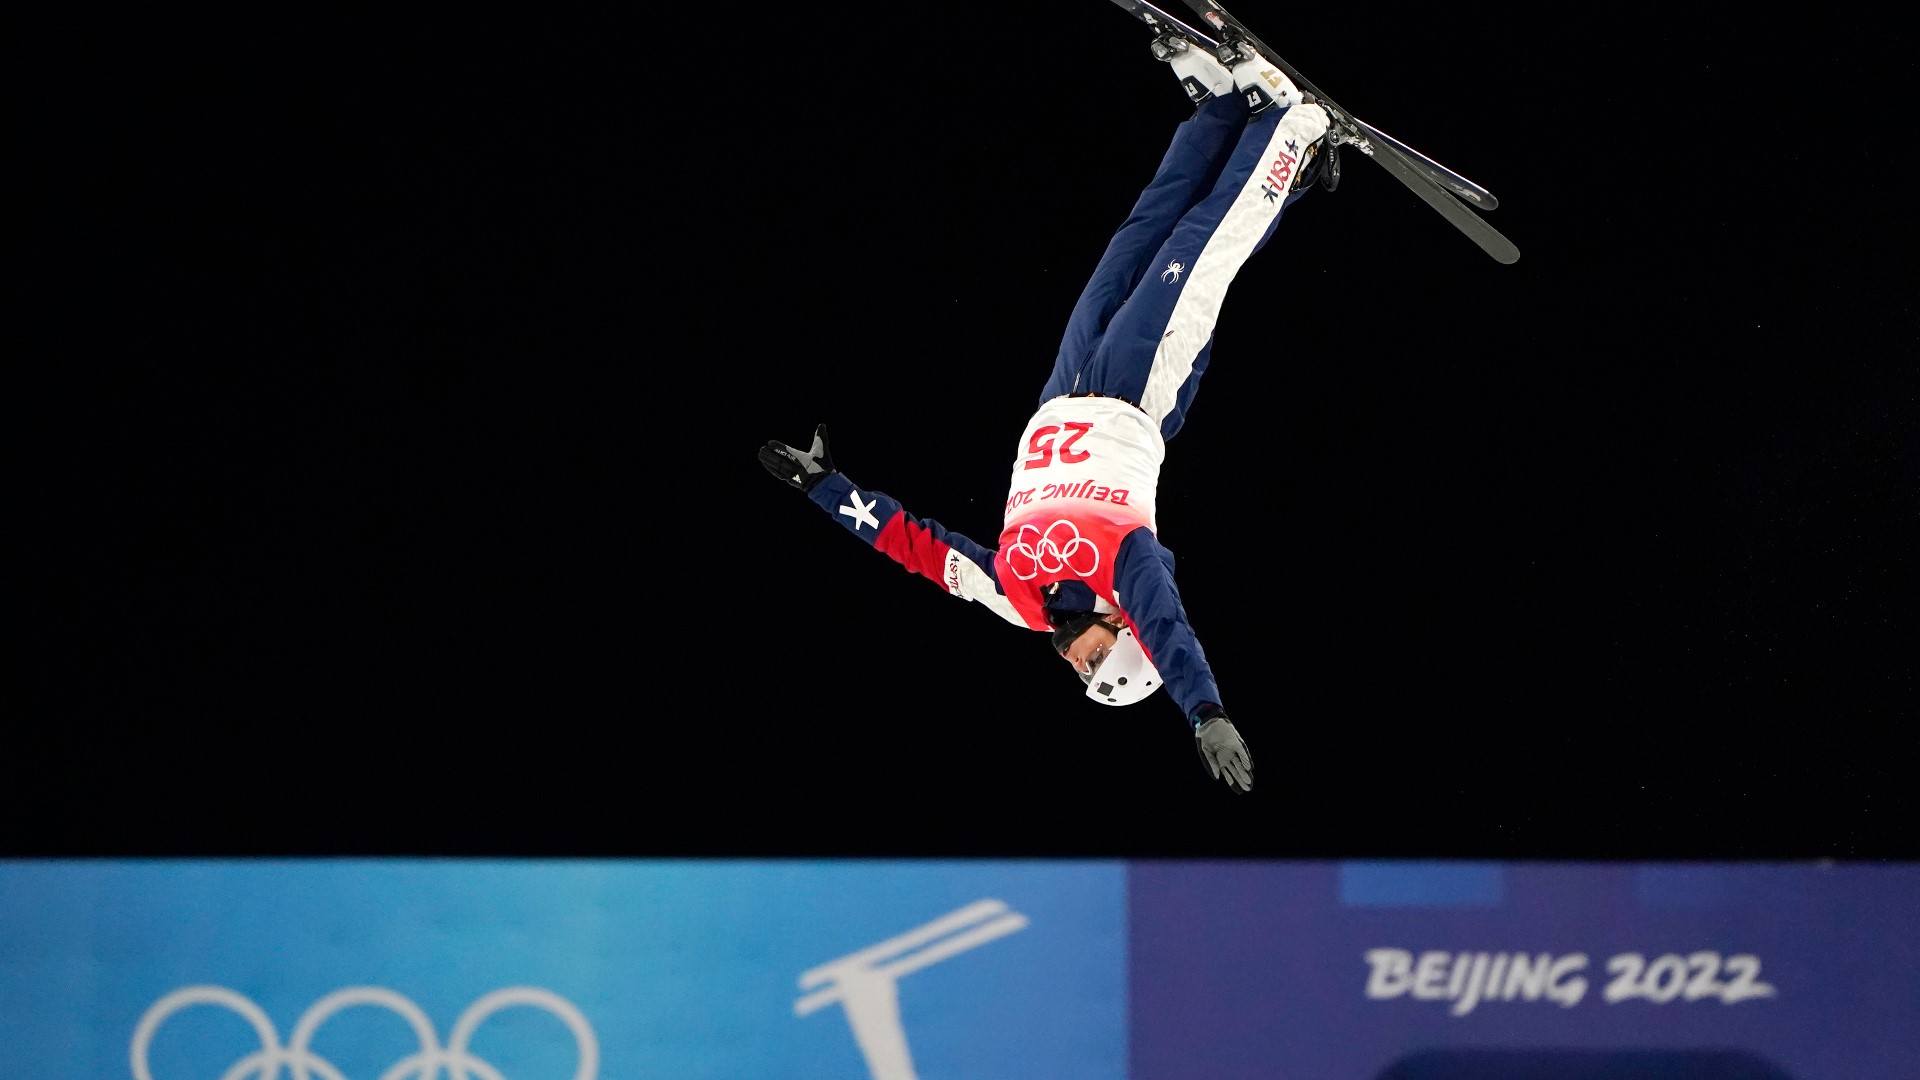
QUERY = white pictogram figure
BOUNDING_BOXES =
[1004,519,1100,581]
[794,899,1029,1080]
[1161,261,1184,283]
[130,984,599,1080]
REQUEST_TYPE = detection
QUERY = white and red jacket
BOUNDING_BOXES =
[804,394,1223,725]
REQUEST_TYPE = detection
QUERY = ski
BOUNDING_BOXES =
[1177,0,1504,205]
[1107,0,1520,264]
[1107,0,1218,46]
[1176,0,1520,262]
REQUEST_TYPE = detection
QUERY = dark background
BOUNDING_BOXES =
[19,5,1914,860]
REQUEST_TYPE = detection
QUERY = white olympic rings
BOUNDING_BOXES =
[129,985,599,1080]
[1004,519,1101,581]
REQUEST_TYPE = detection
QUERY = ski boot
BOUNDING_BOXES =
[1151,30,1235,105]
[1211,35,1304,116]
[1286,103,1344,194]
[1298,100,1353,193]
[1294,125,1341,193]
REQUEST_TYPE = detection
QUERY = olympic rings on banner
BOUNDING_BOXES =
[130,985,599,1080]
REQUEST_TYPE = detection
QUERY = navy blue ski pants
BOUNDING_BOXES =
[1038,92,1318,441]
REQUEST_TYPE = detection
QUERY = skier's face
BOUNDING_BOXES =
[1059,621,1119,682]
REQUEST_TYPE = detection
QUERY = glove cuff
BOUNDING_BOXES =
[1191,703,1227,730]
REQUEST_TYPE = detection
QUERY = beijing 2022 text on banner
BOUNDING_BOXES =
[1128,861,1919,1079]
[1,859,1914,1078]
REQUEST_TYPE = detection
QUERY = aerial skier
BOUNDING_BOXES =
[758,28,1341,794]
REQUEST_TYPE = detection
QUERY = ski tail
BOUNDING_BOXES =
[1354,119,1499,210]
[1366,141,1521,263]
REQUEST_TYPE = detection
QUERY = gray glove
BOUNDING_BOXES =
[1195,715,1253,793]
[758,423,834,493]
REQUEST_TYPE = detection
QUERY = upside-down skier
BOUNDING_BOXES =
[759,30,1339,793]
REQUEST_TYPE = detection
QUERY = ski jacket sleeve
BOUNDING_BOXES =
[1114,529,1224,726]
[805,471,1028,628]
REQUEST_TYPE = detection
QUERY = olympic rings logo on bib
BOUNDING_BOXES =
[1004,520,1101,581]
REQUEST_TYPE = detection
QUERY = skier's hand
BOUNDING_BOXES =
[1195,714,1253,793]
[759,423,834,493]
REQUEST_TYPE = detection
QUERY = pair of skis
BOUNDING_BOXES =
[1108,0,1521,264]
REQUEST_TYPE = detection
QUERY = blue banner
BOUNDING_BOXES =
[1127,861,1920,1079]
[0,859,1126,1079]
[5,859,1915,1078]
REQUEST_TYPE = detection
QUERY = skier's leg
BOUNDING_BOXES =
[1037,91,1246,405]
[1076,99,1332,440]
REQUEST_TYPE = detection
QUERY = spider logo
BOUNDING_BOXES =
[1161,261,1184,284]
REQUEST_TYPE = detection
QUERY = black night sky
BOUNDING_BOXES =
[20,5,1915,861]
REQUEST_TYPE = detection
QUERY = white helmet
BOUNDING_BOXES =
[1051,612,1164,706]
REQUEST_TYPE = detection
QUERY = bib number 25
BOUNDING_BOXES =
[1023,422,1092,470]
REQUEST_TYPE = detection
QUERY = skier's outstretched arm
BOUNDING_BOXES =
[1114,529,1254,791]
[759,424,1026,627]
